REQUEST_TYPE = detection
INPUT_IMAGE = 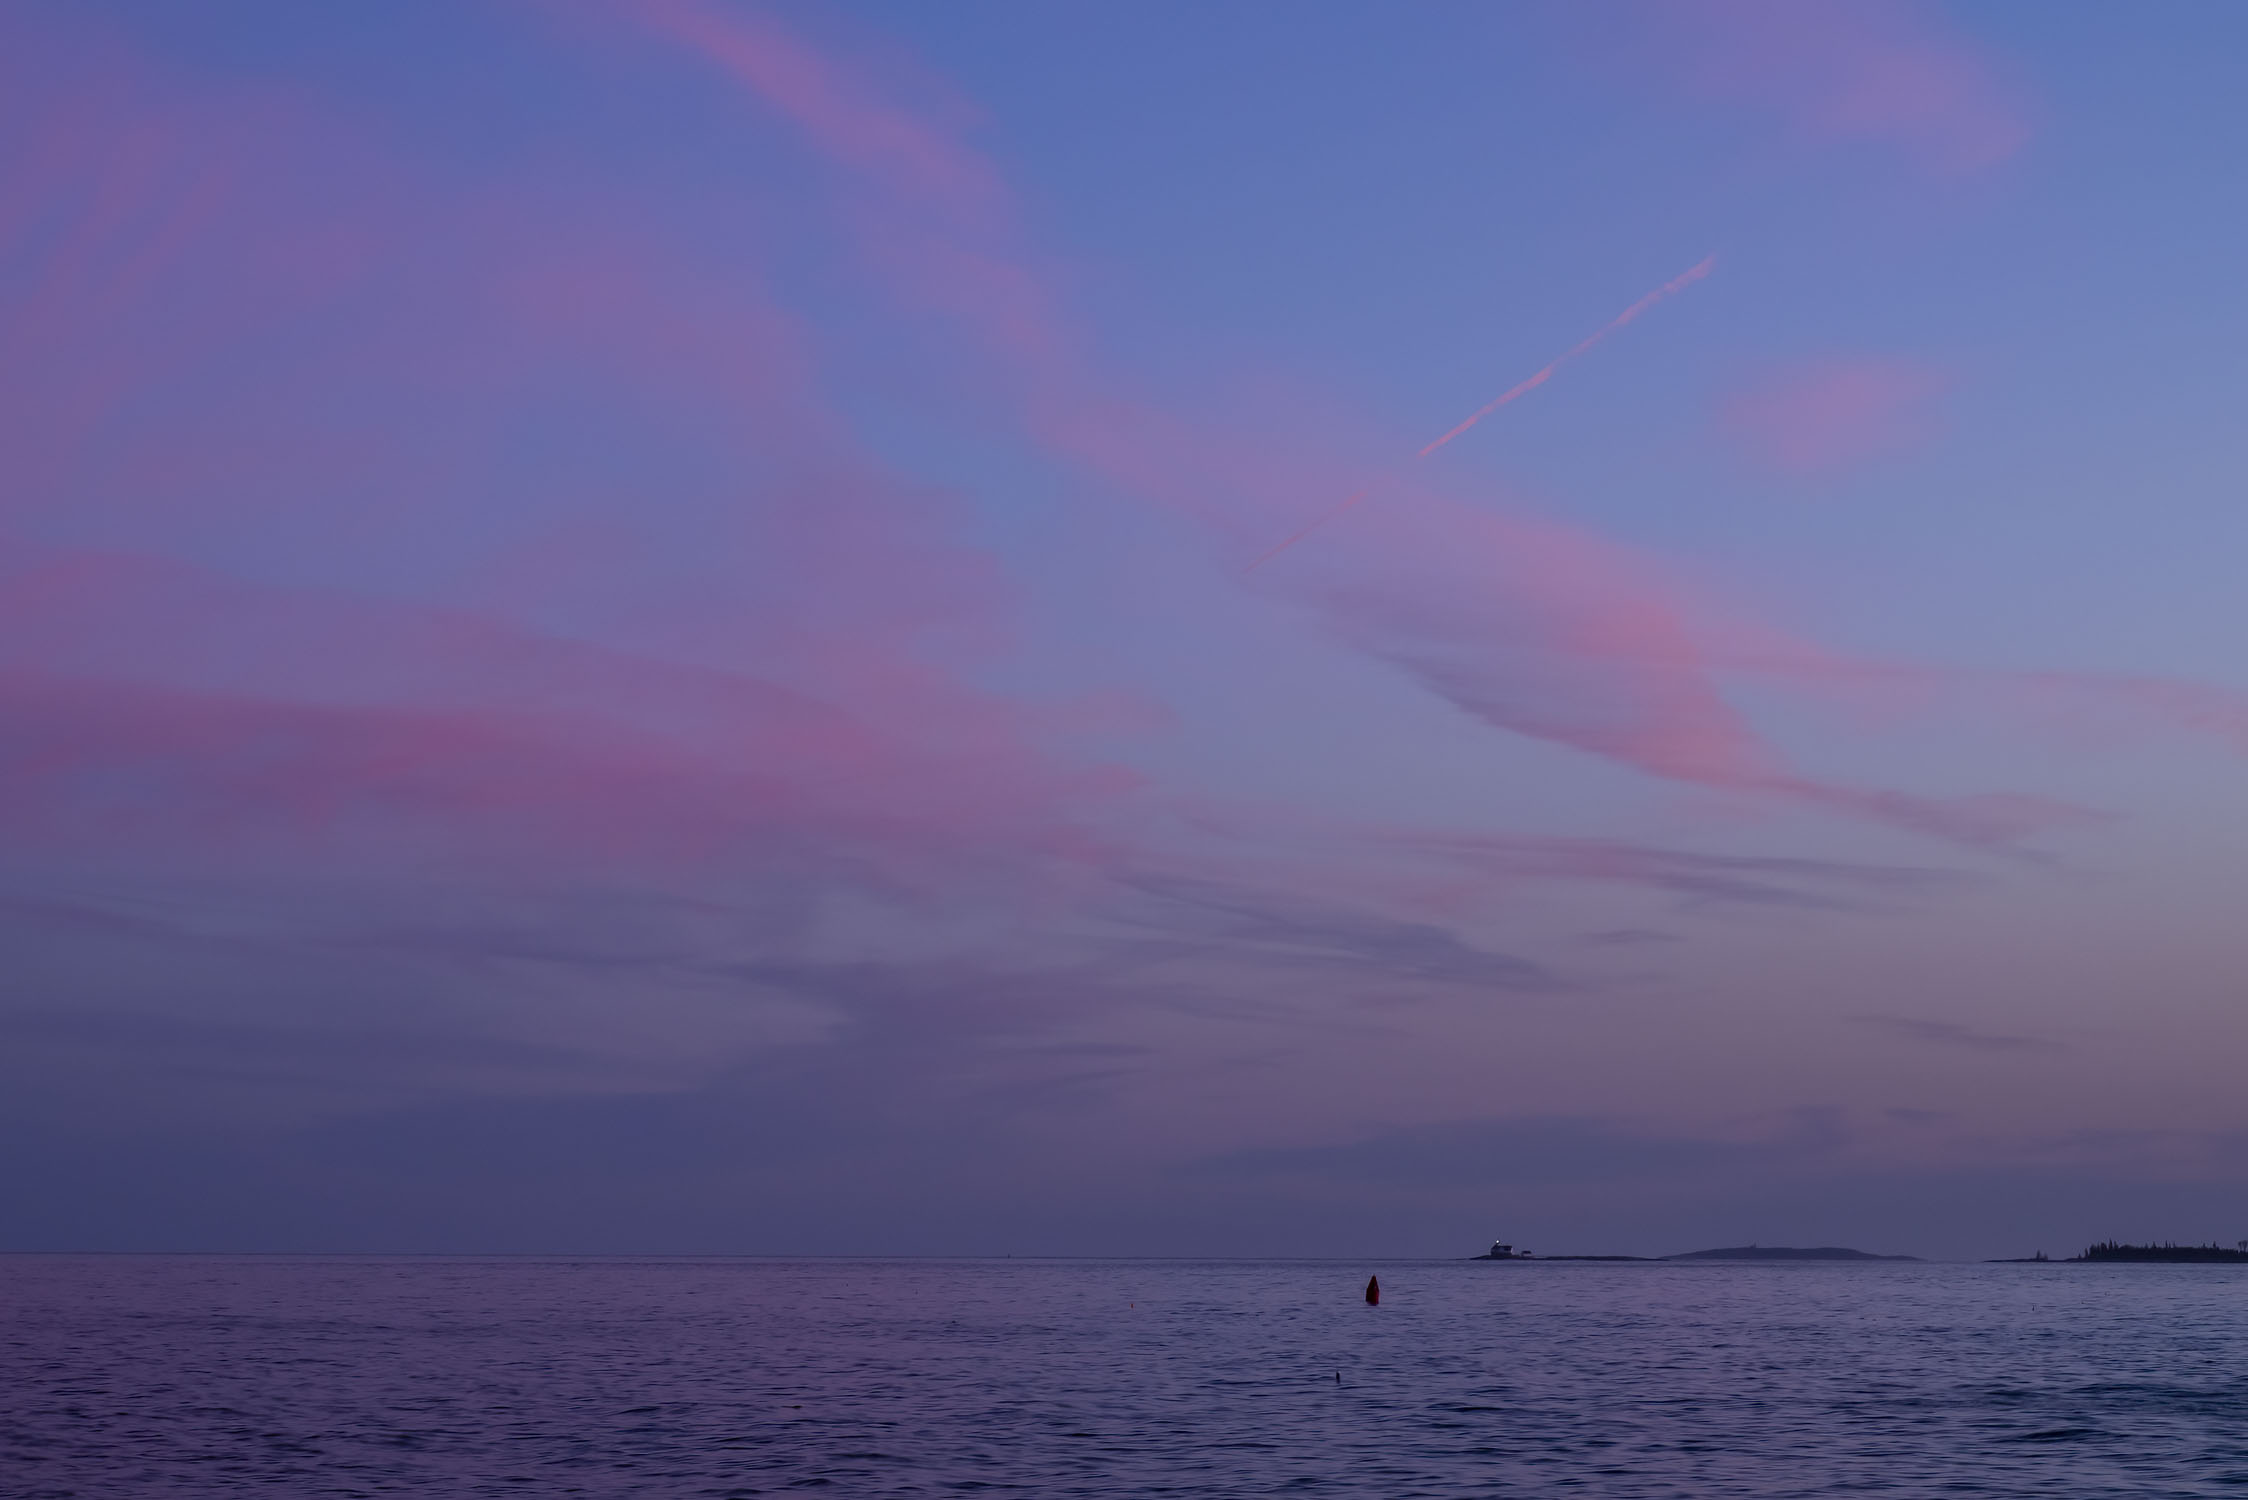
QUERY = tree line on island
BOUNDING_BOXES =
[1993,1241,2248,1264]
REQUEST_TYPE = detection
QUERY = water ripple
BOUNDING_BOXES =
[3,1257,2246,1496]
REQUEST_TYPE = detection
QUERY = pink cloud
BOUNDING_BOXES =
[0,546,1135,891]
[1720,357,1951,477]
[1283,493,2110,850]
[0,16,1145,901]
[5,1,2225,902]
[1295,497,1780,788]
[1626,0,2032,174]
[606,3,2171,856]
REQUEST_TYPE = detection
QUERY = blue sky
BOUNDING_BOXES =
[3,1,2246,1258]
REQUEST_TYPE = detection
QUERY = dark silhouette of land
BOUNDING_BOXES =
[1666,1245,1919,1262]
[2066,1241,2248,1264]
[1478,1237,2248,1265]
[1472,1243,1918,1262]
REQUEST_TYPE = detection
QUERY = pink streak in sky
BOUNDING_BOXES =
[0,542,1137,889]
[631,0,1004,213]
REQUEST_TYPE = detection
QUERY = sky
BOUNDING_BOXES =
[4,0,2247,1261]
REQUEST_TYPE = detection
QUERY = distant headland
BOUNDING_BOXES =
[1472,1237,2248,1264]
[1471,1241,1917,1262]
[1668,1245,1918,1262]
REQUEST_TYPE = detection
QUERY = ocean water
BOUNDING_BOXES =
[3,1256,2245,1497]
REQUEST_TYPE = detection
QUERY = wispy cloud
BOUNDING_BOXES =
[1392,831,1972,911]
[1108,872,1562,994]
[1581,927,1685,948]
[1619,0,2032,174]
[1187,1112,1849,1191]
[1848,1014,2061,1053]
[604,3,2183,860]
[1722,357,1951,477]
[4,1,2244,1260]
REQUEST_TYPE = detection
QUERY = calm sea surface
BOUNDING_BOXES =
[3,1255,2245,1496]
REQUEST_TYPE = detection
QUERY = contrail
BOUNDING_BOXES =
[1244,488,1369,573]
[1416,255,1714,459]
[1247,256,1715,573]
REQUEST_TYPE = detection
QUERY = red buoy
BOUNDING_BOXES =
[1364,1275,1379,1305]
